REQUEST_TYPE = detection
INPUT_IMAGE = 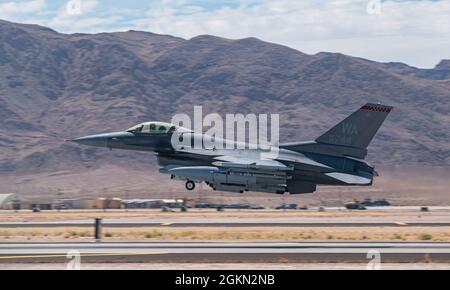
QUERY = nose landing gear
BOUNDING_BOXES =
[185,180,196,191]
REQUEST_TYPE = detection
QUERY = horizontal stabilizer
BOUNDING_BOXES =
[325,172,372,185]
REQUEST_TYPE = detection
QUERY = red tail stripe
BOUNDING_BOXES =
[361,105,391,113]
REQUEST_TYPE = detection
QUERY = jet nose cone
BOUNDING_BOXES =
[70,132,134,148]
[71,135,107,147]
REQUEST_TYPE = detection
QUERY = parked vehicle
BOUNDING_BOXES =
[345,202,367,210]
[276,203,297,210]
[360,198,391,207]
[223,204,251,209]
[372,199,391,206]
[250,206,265,210]
[55,204,69,210]
[162,206,175,212]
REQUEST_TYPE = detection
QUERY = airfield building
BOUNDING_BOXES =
[0,193,28,210]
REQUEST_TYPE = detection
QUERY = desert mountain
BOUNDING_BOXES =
[0,19,449,179]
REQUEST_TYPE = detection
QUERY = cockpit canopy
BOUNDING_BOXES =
[126,122,176,134]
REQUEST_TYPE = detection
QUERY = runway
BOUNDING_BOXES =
[2,207,449,228]
[1,220,449,228]
[1,242,449,263]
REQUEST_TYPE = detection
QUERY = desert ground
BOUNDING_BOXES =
[1,208,449,243]
[1,226,449,243]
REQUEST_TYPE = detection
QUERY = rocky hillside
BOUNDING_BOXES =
[0,19,449,178]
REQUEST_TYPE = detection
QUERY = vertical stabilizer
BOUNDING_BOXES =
[316,103,393,150]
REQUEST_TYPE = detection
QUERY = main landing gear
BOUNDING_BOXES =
[185,180,196,191]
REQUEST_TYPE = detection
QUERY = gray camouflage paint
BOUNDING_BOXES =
[72,103,393,194]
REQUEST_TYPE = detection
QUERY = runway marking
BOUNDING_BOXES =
[0,252,168,260]
[394,222,409,226]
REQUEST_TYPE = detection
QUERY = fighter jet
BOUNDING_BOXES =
[72,103,392,195]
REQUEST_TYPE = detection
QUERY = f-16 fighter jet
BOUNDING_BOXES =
[72,103,392,194]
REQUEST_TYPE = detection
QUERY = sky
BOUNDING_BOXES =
[0,0,449,68]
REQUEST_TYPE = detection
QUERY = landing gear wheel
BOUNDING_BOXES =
[185,181,196,191]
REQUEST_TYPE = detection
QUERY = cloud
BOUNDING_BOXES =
[0,0,47,18]
[0,0,448,67]
[35,0,146,34]
[128,0,450,68]
[44,0,106,32]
